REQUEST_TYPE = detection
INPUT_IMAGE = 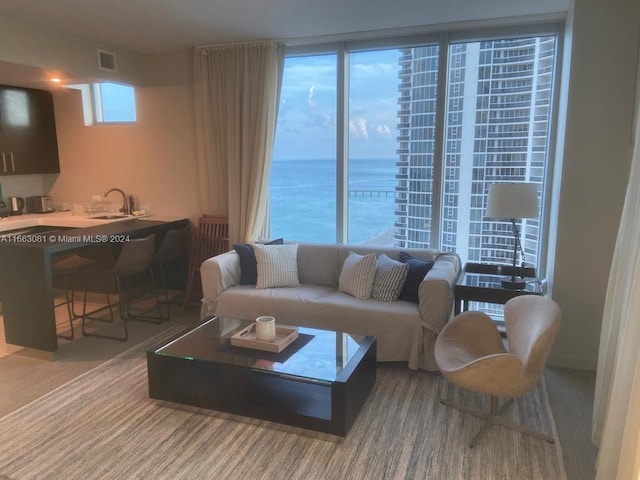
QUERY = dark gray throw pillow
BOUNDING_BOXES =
[398,251,434,304]
[233,238,284,285]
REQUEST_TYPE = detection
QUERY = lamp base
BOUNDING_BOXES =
[501,277,526,290]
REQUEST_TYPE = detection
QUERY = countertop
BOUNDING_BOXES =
[0,211,141,232]
[0,212,189,253]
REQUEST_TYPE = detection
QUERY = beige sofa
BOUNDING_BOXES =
[200,243,461,371]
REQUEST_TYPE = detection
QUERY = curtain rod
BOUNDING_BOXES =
[195,39,282,50]
[280,11,566,46]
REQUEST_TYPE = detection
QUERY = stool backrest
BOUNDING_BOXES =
[154,225,192,263]
[112,234,156,276]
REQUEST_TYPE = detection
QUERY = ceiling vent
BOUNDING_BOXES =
[97,49,117,73]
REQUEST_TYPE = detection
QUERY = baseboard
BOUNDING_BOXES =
[547,353,597,371]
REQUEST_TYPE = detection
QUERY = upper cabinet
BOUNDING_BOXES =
[0,85,60,175]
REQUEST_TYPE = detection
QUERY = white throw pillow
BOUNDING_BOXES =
[254,243,300,289]
[371,254,409,302]
[338,252,377,299]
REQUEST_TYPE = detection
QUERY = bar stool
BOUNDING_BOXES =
[52,253,96,340]
[151,224,192,320]
[81,234,162,341]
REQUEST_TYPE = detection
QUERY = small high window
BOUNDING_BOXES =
[66,82,136,125]
[93,82,136,123]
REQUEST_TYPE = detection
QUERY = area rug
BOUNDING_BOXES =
[0,330,566,480]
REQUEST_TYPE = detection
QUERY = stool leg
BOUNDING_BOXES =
[158,264,171,321]
[118,270,165,324]
[82,279,127,341]
[55,273,74,341]
[149,266,168,321]
[180,266,197,315]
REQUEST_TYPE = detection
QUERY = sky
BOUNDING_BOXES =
[273,49,401,161]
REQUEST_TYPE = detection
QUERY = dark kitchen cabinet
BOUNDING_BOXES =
[0,85,60,175]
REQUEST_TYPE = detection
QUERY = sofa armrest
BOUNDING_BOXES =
[200,250,241,303]
[418,252,461,334]
[410,252,461,370]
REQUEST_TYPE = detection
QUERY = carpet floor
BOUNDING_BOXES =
[0,328,566,480]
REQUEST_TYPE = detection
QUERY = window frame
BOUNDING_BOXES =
[277,21,564,278]
[66,82,137,126]
[91,82,137,124]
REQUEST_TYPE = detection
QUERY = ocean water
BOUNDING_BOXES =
[269,158,398,244]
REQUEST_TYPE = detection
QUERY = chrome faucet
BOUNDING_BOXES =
[104,188,130,215]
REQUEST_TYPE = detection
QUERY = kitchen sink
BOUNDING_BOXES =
[92,215,129,219]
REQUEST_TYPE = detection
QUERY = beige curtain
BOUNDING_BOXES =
[194,41,284,244]
[592,90,640,479]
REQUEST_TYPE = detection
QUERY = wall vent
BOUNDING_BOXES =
[97,49,117,73]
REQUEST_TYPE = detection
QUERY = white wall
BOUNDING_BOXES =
[0,15,146,86]
[548,0,640,369]
[48,75,200,221]
[0,16,201,222]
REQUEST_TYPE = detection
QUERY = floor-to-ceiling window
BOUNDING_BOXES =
[270,23,561,277]
[270,54,337,243]
[347,49,404,245]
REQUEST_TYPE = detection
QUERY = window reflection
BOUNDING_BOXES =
[2,90,30,128]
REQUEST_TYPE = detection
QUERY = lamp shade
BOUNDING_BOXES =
[486,183,539,219]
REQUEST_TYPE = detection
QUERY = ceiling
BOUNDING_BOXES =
[0,0,569,54]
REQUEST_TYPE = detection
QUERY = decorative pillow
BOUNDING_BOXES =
[398,251,435,304]
[254,243,300,289]
[233,238,283,285]
[338,252,377,300]
[372,254,410,302]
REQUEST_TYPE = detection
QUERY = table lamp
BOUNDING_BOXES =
[486,182,539,289]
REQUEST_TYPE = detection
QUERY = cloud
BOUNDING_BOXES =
[351,62,397,77]
[349,117,368,139]
[376,124,392,137]
[307,85,317,107]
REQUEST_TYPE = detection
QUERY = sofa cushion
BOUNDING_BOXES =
[214,284,419,362]
[215,284,335,321]
[297,243,341,287]
[254,244,300,289]
[372,254,409,302]
[338,252,377,299]
[233,238,283,285]
[398,251,435,304]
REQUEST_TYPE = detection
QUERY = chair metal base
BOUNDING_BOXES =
[54,273,92,341]
[180,264,201,315]
[440,395,555,448]
[81,269,166,342]
[53,283,81,341]
[153,263,182,321]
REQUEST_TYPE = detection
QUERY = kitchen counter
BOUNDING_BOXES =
[0,210,152,232]
[0,215,190,355]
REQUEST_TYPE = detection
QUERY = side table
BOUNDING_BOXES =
[455,263,544,315]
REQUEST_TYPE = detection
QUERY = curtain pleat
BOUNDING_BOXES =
[194,41,284,244]
[592,90,640,479]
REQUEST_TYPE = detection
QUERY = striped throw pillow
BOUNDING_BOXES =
[371,254,410,302]
[254,244,300,289]
[338,252,377,299]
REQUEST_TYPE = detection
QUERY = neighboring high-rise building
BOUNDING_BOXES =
[394,37,556,269]
[394,45,440,249]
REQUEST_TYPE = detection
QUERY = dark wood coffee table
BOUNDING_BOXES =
[147,317,377,436]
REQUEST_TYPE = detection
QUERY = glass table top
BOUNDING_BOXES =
[152,317,368,383]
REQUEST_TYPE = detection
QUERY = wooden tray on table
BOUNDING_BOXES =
[230,323,298,353]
